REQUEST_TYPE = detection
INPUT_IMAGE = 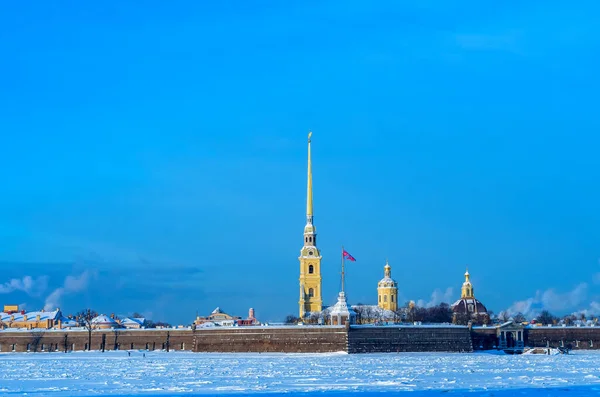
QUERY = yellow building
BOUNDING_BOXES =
[0,308,62,330]
[299,131,322,319]
[377,260,398,312]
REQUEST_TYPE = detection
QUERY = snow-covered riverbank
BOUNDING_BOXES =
[1,350,600,396]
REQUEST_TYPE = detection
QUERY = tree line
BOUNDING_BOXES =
[285,304,599,326]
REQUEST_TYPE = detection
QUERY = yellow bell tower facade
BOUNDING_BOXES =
[299,131,322,319]
[377,260,398,312]
[461,268,474,299]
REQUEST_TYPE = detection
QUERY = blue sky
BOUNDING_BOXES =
[1,1,600,323]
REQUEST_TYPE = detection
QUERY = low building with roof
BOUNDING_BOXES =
[91,314,120,329]
[0,308,62,330]
[120,317,146,329]
[194,307,241,327]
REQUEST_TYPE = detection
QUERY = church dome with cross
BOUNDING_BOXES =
[451,268,488,316]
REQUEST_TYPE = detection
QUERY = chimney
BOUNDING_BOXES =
[23,314,28,321]
[36,315,41,321]
[58,320,62,330]
[249,308,255,319]
[110,313,115,319]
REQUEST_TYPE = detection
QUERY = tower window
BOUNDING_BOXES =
[391,295,394,302]
[308,288,314,297]
[309,237,312,243]
[305,237,308,243]
[378,295,381,302]
[308,265,314,274]
[384,296,387,302]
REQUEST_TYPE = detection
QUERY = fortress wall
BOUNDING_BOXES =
[471,328,499,350]
[0,327,348,354]
[526,327,600,349]
[193,326,348,353]
[347,326,473,353]
[0,330,194,353]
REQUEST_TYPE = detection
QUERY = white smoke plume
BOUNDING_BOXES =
[44,271,95,311]
[503,282,590,318]
[0,275,48,297]
[417,287,454,308]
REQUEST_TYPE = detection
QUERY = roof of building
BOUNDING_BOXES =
[451,298,488,314]
[378,276,397,288]
[328,292,354,317]
[121,317,145,326]
[91,314,119,326]
[211,307,223,314]
[0,309,61,323]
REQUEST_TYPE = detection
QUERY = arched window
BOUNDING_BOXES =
[378,295,381,302]
[308,265,314,274]
[308,288,314,297]
[384,296,387,302]
[391,295,394,302]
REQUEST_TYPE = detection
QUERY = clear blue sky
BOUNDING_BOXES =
[1,1,600,323]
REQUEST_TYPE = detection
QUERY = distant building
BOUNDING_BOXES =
[236,308,260,326]
[377,260,398,312]
[451,269,489,323]
[327,292,356,325]
[0,308,61,329]
[120,317,146,329]
[194,307,241,327]
[91,314,120,329]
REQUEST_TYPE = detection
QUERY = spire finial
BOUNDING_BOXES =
[306,131,313,219]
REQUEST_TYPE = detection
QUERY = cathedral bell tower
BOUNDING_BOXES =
[299,131,322,319]
[461,268,474,299]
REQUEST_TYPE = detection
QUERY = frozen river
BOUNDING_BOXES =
[1,350,600,396]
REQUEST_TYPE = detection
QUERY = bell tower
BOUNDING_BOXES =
[461,268,474,298]
[298,131,322,319]
[377,260,398,311]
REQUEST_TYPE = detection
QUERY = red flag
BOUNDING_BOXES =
[343,250,356,262]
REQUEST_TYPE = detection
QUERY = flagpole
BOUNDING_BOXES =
[341,246,345,293]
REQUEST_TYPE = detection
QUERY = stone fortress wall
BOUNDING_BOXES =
[1,325,600,354]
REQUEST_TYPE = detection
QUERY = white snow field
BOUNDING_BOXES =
[1,351,600,396]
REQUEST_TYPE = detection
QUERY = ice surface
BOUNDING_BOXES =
[1,350,600,396]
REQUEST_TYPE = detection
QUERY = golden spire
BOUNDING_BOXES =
[306,131,313,220]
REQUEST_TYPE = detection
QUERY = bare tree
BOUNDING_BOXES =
[498,311,510,323]
[29,329,45,352]
[304,312,321,325]
[76,309,98,351]
[284,314,299,324]
[513,312,527,323]
[536,310,556,325]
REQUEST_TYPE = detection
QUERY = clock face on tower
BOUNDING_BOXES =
[309,251,313,256]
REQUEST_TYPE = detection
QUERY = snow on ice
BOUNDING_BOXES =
[1,350,600,396]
